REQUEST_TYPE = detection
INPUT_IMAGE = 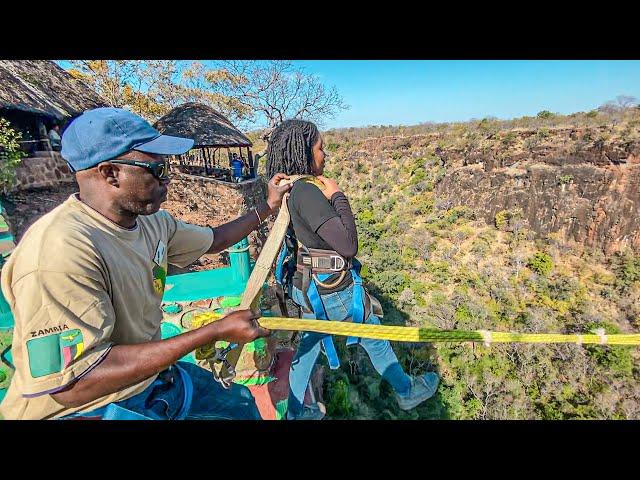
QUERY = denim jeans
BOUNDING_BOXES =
[287,284,412,419]
[62,361,262,420]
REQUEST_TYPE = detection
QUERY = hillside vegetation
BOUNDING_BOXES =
[302,108,640,419]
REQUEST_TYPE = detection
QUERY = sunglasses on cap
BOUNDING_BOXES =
[110,158,170,180]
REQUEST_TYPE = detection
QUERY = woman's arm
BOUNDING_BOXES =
[316,192,358,258]
[314,176,358,258]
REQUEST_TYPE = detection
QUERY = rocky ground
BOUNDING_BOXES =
[2,182,227,274]
[3,183,78,242]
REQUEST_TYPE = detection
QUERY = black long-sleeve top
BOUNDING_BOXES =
[288,181,358,293]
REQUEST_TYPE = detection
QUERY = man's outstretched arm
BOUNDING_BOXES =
[206,173,291,254]
[51,310,269,408]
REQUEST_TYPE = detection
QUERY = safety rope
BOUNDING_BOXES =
[192,311,640,346]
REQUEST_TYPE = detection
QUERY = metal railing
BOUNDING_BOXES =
[18,138,56,154]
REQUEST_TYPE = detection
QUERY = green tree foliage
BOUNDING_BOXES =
[527,252,554,276]
[537,110,555,119]
[611,251,640,292]
[558,174,574,185]
[326,377,355,418]
[0,118,25,195]
[68,60,224,121]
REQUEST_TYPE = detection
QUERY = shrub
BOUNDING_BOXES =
[454,304,473,323]
[524,136,539,152]
[410,195,434,216]
[537,110,555,119]
[585,322,634,376]
[610,251,640,292]
[494,208,523,232]
[326,377,355,417]
[326,141,339,152]
[527,252,554,276]
[495,210,510,229]
[558,174,574,185]
[502,131,517,146]
[371,270,411,296]
[408,167,427,186]
[357,209,375,225]
[426,260,451,283]
[0,118,26,195]
[536,127,550,139]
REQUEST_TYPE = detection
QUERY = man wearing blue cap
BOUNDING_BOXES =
[0,108,291,420]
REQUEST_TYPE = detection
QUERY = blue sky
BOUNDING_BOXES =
[59,60,640,130]
[293,61,640,129]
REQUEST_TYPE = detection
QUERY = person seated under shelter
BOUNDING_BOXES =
[48,124,62,151]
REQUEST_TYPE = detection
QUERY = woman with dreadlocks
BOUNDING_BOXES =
[267,119,439,420]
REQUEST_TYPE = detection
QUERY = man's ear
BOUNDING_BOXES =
[96,162,120,187]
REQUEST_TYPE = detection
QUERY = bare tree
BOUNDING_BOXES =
[207,60,349,130]
[598,95,639,114]
[614,95,639,109]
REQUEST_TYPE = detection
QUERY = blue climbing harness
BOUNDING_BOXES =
[275,235,367,370]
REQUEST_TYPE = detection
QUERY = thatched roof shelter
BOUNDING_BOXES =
[153,103,255,182]
[153,102,252,148]
[0,60,105,120]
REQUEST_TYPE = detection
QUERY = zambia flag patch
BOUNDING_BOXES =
[60,329,84,368]
[26,329,84,378]
[152,264,167,295]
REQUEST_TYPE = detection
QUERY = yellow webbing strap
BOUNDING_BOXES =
[193,311,640,346]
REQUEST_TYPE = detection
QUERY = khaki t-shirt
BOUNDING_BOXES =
[0,194,214,420]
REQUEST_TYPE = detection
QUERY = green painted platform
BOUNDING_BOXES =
[162,266,247,303]
[160,322,197,364]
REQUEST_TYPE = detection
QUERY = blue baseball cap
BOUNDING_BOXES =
[61,107,194,172]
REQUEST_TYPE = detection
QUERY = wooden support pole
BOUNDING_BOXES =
[248,147,255,178]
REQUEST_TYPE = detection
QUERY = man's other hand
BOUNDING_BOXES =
[266,173,292,212]
[214,309,271,343]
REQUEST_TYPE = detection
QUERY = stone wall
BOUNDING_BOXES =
[14,151,74,190]
[165,172,268,222]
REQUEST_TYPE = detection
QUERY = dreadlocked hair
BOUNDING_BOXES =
[266,119,320,179]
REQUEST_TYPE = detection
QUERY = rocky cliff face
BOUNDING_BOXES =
[359,125,640,253]
[438,159,640,253]
[437,128,640,253]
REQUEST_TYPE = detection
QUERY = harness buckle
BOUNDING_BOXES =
[330,255,346,271]
[215,343,238,359]
[311,255,346,271]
